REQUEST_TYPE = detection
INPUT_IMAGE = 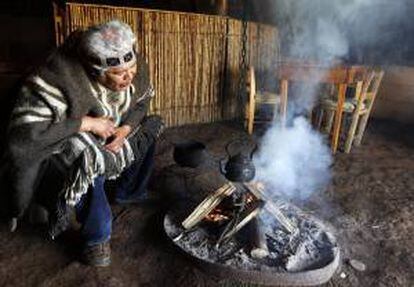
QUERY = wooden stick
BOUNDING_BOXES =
[221,204,263,242]
[182,183,236,230]
[243,182,297,233]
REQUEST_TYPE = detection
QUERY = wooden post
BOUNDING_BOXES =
[52,2,65,47]
[216,0,228,16]
[246,66,256,134]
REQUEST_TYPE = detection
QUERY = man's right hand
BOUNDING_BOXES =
[80,116,115,139]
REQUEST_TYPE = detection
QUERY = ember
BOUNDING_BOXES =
[205,208,230,223]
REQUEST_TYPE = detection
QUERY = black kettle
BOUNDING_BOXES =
[220,139,257,182]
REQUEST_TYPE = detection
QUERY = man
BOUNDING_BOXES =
[1,20,163,267]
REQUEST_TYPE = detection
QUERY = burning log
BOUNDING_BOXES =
[243,182,297,234]
[218,200,264,245]
[182,183,236,230]
[249,218,270,259]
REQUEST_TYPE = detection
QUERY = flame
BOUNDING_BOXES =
[205,207,231,222]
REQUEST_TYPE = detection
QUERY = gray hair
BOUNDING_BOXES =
[81,20,136,73]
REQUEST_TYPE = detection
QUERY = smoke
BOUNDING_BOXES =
[273,0,407,63]
[252,0,407,201]
[254,117,332,200]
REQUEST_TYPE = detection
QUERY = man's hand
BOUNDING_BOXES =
[80,116,116,139]
[104,125,132,153]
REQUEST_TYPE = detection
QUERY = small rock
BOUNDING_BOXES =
[348,259,366,272]
[340,272,347,279]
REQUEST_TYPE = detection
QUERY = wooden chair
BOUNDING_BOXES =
[245,66,288,134]
[277,63,355,153]
[315,67,384,153]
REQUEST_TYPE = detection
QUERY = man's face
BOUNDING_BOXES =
[98,62,137,92]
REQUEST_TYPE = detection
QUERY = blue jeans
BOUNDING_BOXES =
[75,143,155,245]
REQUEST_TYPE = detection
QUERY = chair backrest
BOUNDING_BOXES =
[346,65,369,83]
[278,63,349,84]
[350,68,384,103]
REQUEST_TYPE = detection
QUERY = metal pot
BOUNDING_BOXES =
[220,139,257,182]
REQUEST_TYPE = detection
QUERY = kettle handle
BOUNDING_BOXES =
[225,140,237,157]
[219,158,227,175]
[225,138,248,157]
[250,143,258,159]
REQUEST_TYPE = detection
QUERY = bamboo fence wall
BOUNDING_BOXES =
[54,3,279,127]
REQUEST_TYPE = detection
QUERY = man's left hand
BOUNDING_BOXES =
[105,125,132,153]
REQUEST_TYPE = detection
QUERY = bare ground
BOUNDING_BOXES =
[0,119,413,287]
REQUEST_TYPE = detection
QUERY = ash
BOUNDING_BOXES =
[164,201,337,273]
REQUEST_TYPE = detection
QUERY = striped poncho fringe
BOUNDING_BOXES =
[60,130,136,206]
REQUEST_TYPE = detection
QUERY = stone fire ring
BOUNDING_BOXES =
[164,213,341,286]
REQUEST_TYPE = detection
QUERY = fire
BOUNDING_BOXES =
[204,192,259,223]
[246,193,256,204]
[205,208,231,222]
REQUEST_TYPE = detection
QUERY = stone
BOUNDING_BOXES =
[348,259,366,272]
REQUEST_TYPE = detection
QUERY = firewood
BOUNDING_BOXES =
[221,201,264,242]
[182,183,236,230]
[243,182,297,234]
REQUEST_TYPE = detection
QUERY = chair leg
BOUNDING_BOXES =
[316,108,324,130]
[344,113,360,153]
[354,113,369,146]
[279,79,288,127]
[355,70,384,146]
[324,110,335,134]
[331,84,347,153]
[344,81,363,153]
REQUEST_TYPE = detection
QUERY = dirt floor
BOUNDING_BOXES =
[0,118,413,287]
